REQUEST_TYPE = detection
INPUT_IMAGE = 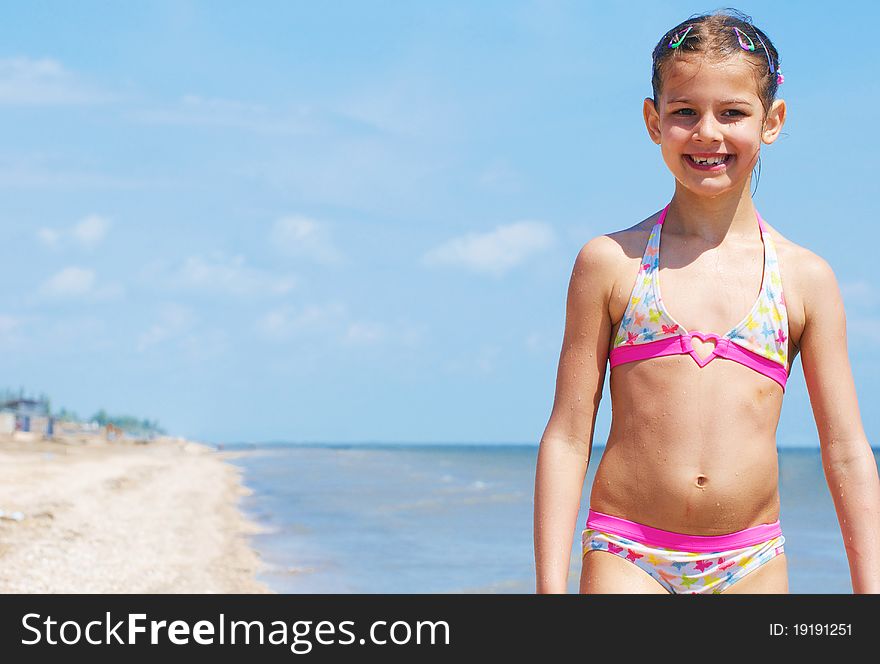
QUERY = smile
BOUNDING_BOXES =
[685,154,732,170]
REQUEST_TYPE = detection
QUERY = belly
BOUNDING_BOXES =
[591,358,784,534]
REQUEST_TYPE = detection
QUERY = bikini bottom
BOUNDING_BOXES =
[581,508,785,594]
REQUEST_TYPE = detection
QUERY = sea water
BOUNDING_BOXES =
[224,443,874,594]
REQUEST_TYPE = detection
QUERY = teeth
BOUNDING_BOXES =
[691,155,727,165]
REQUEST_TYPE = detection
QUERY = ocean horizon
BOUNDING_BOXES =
[222,441,868,449]
[223,442,877,594]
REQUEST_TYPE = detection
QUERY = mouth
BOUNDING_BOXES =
[685,153,733,171]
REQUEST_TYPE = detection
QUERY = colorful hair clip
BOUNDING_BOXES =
[668,25,694,49]
[754,34,774,74]
[733,26,755,51]
[735,26,782,84]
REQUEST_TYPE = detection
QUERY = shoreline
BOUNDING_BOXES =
[0,433,273,593]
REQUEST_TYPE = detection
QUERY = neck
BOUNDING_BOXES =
[665,180,759,241]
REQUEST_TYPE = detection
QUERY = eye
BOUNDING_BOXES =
[723,109,746,117]
[671,108,695,116]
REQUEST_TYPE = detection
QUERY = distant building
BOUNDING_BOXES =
[0,412,14,435]
[0,397,54,437]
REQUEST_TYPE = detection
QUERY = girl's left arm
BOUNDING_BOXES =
[799,251,880,594]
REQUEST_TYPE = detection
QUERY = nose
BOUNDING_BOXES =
[693,113,723,143]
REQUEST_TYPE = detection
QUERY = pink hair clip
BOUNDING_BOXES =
[732,26,756,51]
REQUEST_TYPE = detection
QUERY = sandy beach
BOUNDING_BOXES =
[0,434,271,593]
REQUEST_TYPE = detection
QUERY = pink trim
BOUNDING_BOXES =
[610,335,686,365]
[585,509,783,552]
[712,334,788,388]
[756,210,769,233]
[609,334,788,390]
[657,204,670,225]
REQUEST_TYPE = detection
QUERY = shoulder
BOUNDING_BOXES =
[797,248,838,291]
[570,214,658,293]
[797,248,843,325]
[571,233,620,280]
[764,221,841,320]
[772,231,837,294]
[761,220,832,278]
[567,213,659,324]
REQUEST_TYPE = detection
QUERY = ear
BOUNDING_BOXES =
[762,99,786,145]
[643,97,662,144]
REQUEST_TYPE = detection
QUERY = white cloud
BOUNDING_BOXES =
[72,214,111,248]
[37,214,111,250]
[0,57,111,106]
[271,216,343,265]
[163,253,297,297]
[423,221,555,277]
[256,303,346,341]
[38,266,123,300]
[40,266,96,296]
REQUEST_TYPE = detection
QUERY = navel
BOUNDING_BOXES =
[695,475,708,489]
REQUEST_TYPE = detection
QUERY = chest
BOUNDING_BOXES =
[608,234,804,368]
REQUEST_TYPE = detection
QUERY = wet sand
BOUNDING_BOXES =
[0,434,271,593]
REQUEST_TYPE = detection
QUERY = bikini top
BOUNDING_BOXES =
[608,204,790,391]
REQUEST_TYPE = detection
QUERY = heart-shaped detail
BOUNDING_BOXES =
[690,336,716,362]
[686,331,724,367]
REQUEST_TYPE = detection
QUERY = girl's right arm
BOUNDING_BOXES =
[534,236,615,593]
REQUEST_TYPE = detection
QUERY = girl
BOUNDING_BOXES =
[534,9,880,594]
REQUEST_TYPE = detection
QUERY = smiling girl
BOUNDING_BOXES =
[534,9,880,594]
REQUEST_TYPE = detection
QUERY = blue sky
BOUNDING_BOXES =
[0,1,876,446]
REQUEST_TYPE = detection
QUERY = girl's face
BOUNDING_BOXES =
[643,54,785,197]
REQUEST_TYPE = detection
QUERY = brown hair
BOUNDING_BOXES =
[651,8,781,117]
